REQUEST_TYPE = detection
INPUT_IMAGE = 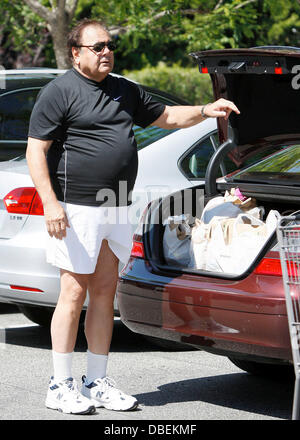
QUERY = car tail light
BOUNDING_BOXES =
[254,257,298,277]
[131,236,145,259]
[254,258,282,276]
[30,191,44,215]
[10,285,44,292]
[199,61,208,74]
[3,187,44,215]
[130,205,151,259]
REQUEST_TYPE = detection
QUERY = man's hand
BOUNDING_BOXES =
[203,98,240,120]
[43,200,70,240]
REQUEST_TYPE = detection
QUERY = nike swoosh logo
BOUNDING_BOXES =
[113,96,122,101]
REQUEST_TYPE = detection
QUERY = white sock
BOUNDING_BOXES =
[52,350,73,382]
[86,349,108,383]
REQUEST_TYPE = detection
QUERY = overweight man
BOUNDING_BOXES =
[26,18,240,415]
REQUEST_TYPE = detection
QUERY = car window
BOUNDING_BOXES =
[133,92,180,151]
[233,145,288,169]
[236,144,300,183]
[227,144,300,185]
[179,133,218,179]
[134,125,178,151]
[179,132,239,180]
[0,89,40,140]
[211,132,220,148]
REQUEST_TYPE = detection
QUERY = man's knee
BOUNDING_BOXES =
[60,270,89,306]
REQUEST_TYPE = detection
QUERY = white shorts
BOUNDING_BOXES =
[46,202,133,274]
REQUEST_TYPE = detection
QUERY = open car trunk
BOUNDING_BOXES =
[142,47,300,278]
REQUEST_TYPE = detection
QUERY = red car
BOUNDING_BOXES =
[117,47,300,377]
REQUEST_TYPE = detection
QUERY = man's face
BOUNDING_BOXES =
[72,25,114,81]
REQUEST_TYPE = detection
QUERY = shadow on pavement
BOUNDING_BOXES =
[135,373,294,420]
[1,319,160,352]
[0,303,19,314]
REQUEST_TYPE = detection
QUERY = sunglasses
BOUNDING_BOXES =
[77,41,117,54]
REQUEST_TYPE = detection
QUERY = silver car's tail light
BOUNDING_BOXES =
[3,187,44,216]
[10,285,44,293]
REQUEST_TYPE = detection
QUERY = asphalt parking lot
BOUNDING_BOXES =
[0,303,295,423]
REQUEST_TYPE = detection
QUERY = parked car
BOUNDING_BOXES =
[117,47,300,375]
[0,69,66,161]
[0,69,234,326]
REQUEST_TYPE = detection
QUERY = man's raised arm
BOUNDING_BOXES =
[152,98,240,129]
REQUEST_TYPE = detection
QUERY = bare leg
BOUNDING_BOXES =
[47,270,97,414]
[81,241,138,410]
[51,270,89,353]
[84,239,119,354]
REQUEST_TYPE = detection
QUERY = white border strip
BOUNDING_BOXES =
[0,69,67,75]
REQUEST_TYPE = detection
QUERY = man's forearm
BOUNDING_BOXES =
[26,137,69,239]
[154,105,205,129]
[152,99,240,129]
[26,138,57,206]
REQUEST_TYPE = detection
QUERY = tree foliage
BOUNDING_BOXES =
[123,62,213,104]
[0,0,48,67]
[0,0,300,71]
[91,0,300,71]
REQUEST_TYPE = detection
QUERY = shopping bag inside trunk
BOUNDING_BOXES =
[191,210,280,274]
[163,215,195,267]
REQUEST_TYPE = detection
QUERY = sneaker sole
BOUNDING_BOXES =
[45,400,96,415]
[87,397,138,411]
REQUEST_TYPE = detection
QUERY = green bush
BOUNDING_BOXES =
[122,62,213,105]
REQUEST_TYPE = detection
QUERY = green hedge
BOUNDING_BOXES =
[122,62,213,105]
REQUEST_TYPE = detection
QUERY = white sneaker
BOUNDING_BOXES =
[81,375,138,411]
[45,377,96,415]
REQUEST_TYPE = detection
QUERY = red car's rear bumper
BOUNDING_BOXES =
[117,258,292,364]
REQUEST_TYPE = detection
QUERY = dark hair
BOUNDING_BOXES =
[67,18,109,61]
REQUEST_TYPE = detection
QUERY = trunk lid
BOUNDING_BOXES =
[191,47,300,167]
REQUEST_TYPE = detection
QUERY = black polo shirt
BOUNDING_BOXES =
[28,68,165,206]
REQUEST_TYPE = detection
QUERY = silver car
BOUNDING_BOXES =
[0,69,223,325]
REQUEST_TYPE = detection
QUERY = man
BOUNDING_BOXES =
[26,18,240,415]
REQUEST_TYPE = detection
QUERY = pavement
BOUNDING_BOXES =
[0,303,295,427]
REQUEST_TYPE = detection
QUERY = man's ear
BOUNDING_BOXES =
[71,46,81,65]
